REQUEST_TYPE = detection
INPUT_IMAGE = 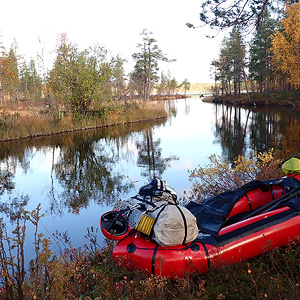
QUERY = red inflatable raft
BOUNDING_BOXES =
[101,173,300,279]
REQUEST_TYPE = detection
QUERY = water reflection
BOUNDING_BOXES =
[2,98,300,251]
[0,170,14,195]
[136,128,179,180]
[51,138,127,214]
[214,104,300,163]
[0,117,180,216]
[214,105,250,162]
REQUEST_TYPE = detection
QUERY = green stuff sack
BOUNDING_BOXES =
[282,158,300,175]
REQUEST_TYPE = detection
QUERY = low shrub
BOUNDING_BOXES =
[186,148,283,203]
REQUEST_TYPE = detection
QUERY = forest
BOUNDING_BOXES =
[0,29,187,140]
[2,2,299,113]
[209,2,300,98]
[0,4,299,199]
[0,29,188,118]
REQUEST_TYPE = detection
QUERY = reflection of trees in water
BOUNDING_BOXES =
[49,122,168,213]
[136,129,179,180]
[164,100,178,118]
[214,105,250,163]
[214,104,300,163]
[247,109,300,154]
[249,111,278,152]
[51,136,130,213]
[51,122,175,211]
[0,170,15,195]
[0,143,37,174]
[0,118,169,215]
[276,112,300,154]
[164,100,178,128]
[183,99,191,115]
[0,195,29,223]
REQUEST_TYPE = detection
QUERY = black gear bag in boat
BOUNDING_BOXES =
[138,178,177,201]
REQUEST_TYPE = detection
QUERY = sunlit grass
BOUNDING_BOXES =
[0,101,168,141]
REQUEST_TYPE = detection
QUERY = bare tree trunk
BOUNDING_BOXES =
[239,43,251,104]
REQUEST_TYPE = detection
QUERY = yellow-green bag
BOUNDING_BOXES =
[282,158,300,175]
[135,213,155,236]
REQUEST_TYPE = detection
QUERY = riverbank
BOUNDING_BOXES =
[151,94,190,100]
[2,237,299,299]
[126,94,191,101]
[202,91,300,107]
[0,100,168,142]
[2,172,300,298]
[1,142,299,298]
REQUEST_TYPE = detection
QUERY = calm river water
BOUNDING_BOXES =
[1,96,300,257]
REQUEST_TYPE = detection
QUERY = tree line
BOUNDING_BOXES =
[0,30,190,115]
[208,2,300,97]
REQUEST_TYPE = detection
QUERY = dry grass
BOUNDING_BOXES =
[0,101,168,142]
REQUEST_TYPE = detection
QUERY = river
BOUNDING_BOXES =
[1,96,300,257]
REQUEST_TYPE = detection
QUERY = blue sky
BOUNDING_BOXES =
[0,0,225,83]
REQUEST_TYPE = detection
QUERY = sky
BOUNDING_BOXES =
[0,0,225,83]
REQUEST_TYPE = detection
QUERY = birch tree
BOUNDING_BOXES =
[272,3,300,89]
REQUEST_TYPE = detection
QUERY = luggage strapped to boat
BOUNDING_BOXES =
[112,179,199,247]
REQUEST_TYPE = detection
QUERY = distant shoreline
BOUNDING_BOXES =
[201,92,300,108]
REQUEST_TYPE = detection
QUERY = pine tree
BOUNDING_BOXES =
[181,78,190,96]
[249,9,277,95]
[213,28,247,97]
[131,29,174,101]
[19,59,42,101]
[0,46,19,102]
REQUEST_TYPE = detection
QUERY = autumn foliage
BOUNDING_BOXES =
[271,3,300,89]
[0,56,18,88]
[187,149,283,203]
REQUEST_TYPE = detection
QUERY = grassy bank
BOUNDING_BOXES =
[72,241,300,299]
[0,100,168,142]
[1,215,300,300]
